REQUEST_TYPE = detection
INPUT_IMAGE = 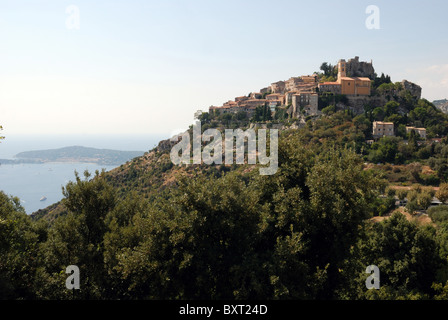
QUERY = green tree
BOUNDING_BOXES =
[320,62,335,77]
[417,191,433,211]
[234,110,247,121]
[384,101,399,118]
[356,213,442,298]
[408,162,422,182]
[368,136,402,164]
[322,105,335,116]
[427,205,448,224]
[275,141,381,298]
[372,107,385,121]
[436,183,448,204]
[0,191,44,299]
[102,140,382,300]
[373,73,391,89]
[397,189,408,201]
[38,170,117,299]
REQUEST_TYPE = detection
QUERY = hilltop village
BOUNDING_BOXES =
[207,56,424,139]
[198,59,448,217]
[17,57,448,302]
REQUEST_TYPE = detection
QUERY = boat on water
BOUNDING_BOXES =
[40,196,47,201]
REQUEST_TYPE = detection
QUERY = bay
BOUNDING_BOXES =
[0,162,116,214]
[0,134,166,214]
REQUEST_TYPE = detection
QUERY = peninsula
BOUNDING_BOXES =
[0,146,145,166]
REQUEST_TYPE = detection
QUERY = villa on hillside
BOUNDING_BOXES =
[372,122,428,141]
[372,121,395,139]
[406,126,427,139]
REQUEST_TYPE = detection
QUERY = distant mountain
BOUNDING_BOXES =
[433,99,448,113]
[1,146,145,166]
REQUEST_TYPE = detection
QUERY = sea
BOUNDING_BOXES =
[0,134,166,214]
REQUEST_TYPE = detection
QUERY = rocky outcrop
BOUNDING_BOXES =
[157,137,181,153]
[346,56,375,79]
[260,87,270,95]
[433,99,448,113]
[401,80,422,100]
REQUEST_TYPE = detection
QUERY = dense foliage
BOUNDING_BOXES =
[2,127,448,300]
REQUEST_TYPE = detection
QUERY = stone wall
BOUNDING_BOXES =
[345,95,387,114]
[271,81,286,94]
[346,56,375,79]
[260,87,270,95]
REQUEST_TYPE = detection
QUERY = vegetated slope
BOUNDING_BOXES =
[32,94,448,222]
[30,137,238,222]
[18,119,448,300]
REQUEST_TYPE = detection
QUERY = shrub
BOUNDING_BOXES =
[386,187,396,197]
[427,205,448,224]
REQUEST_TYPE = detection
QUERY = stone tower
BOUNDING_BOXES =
[346,56,375,79]
[337,59,347,81]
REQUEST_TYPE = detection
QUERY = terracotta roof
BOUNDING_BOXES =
[406,126,425,130]
[293,93,316,96]
[340,76,371,81]
[375,121,394,125]
[319,82,340,85]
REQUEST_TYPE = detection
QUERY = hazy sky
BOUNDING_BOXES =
[1,0,448,136]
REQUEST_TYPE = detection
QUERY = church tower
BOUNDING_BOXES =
[337,59,347,82]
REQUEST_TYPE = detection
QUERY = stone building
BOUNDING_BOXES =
[235,96,249,102]
[268,100,282,112]
[292,93,318,117]
[373,121,395,138]
[265,93,285,105]
[319,58,371,96]
[250,92,263,99]
[270,81,286,94]
[271,75,318,94]
[239,99,268,108]
[302,75,318,83]
[260,87,270,95]
[318,82,341,94]
[285,77,302,92]
[406,126,427,139]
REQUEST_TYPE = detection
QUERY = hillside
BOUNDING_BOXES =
[32,58,448,221]
[18,105,448,300]
[9,146,145,166]
[30,138,237,221]
[14,58,448,301]
[434,99,448,113]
